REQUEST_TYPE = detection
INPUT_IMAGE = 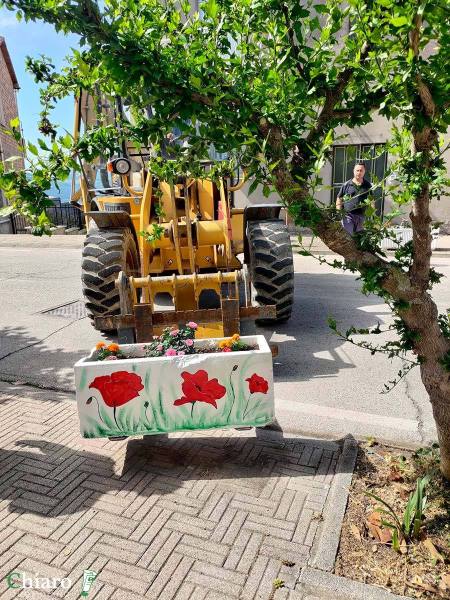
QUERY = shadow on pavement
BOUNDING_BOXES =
[256,273,391,382]
[2,429,351,518]
[0,325,113,392]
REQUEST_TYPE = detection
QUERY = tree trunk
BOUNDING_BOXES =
[429,389,450,479]
[268,129,450,479]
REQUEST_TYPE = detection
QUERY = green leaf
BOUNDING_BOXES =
[248,179,258,195]
[327,317,337,330]
[38,139,49,151]
[364,491,403,533]
[28,142,39,156]
[9,117,20,129]
[204,0,219,19]
[61,134,73,149]
[390,16,410,28]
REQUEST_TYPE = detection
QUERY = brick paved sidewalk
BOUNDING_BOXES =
[0,385,345,600]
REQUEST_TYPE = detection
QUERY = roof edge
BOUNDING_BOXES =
[0,36,20,89]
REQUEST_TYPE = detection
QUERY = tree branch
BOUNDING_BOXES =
[410,15,436,119]
[281,3,306,80]
[305,42,370,147]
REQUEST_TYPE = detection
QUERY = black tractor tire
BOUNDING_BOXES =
[82,227,140,330]
[247,219,294,324]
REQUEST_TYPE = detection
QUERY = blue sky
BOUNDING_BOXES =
[0,8,79,146]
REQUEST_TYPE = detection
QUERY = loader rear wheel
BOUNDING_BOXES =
[248,219,294,323]
[82,227,140,330]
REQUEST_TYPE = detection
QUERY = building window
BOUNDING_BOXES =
[331,144,387,216]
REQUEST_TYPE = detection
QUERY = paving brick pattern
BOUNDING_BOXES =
[0,388,341,599]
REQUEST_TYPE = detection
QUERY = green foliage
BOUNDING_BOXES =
[144,323,197,358]
[0,0,448,381]
[272,579,284,590]
[365,475,430,551]
[94,343,124,361]
[139,224,165,243]
[0,122,79,234]
[0,0,379,223]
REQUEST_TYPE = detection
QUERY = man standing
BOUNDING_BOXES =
[336,162,372,234]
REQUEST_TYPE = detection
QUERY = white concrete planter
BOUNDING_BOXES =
[380,227,412,250]
[381,227,440,250]
[74,335,274,439]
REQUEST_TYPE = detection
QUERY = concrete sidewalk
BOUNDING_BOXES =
[0,381,416,600]
[0,381,344,600]
[0,383,414,600]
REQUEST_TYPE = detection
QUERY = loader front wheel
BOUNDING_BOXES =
[248,219,294,324]
[82,228,140,331]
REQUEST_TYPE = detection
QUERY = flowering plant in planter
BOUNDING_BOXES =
[92,326,256,364]
[75,334,274,439]
[144,322,198,357]
[216,334,252,352]
[94,342,124,361]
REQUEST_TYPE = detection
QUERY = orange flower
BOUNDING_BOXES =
[107,343,120,353]
[218,339,232,349]
[231,334,240,342]
[96,342,106,350]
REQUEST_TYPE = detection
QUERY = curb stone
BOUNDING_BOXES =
[309,435,358,572]
[296,567,414,600]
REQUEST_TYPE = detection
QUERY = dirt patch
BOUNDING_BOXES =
[335,443,450,598]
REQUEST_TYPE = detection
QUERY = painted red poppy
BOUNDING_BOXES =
[246,373,269,394]
[89,371,144,408]
[174,370,226,409]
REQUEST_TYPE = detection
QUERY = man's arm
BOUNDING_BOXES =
[336,184,345,209]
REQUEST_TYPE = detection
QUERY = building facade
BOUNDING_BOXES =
[0,36,23,232]
[234,112,450,234]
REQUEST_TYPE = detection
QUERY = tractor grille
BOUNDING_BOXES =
[104,202,131,213]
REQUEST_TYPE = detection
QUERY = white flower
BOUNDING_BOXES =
[160,36,171,48]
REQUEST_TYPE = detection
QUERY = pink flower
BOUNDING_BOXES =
[187,322,198,329]
[108,355,118,360]
[177,351,185,356]
[170,329,179,336]
[222,347,232,352]
[185,339,194,347]
[165,348,177,356]
[156,344,163,351]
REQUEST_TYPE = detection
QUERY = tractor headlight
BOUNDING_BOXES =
[107,157,131,175]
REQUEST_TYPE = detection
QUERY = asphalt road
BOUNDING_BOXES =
[1,233,448,447]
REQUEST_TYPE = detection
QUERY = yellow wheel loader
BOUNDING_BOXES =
[71,93,294,340]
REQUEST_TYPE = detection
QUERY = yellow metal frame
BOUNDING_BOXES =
[79,166,246,338]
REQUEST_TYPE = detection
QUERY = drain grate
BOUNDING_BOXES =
[42,300,87,320]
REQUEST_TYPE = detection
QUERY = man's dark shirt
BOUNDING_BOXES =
[337,179,371,215]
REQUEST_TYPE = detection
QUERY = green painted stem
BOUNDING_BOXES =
[242,393,253,420]
[226,374,236,422]
[93,397,104,424]
[113,407,120,429]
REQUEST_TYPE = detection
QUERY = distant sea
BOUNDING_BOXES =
[48,180,73,203]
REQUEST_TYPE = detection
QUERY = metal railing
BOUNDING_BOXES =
[10,203,84,234]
